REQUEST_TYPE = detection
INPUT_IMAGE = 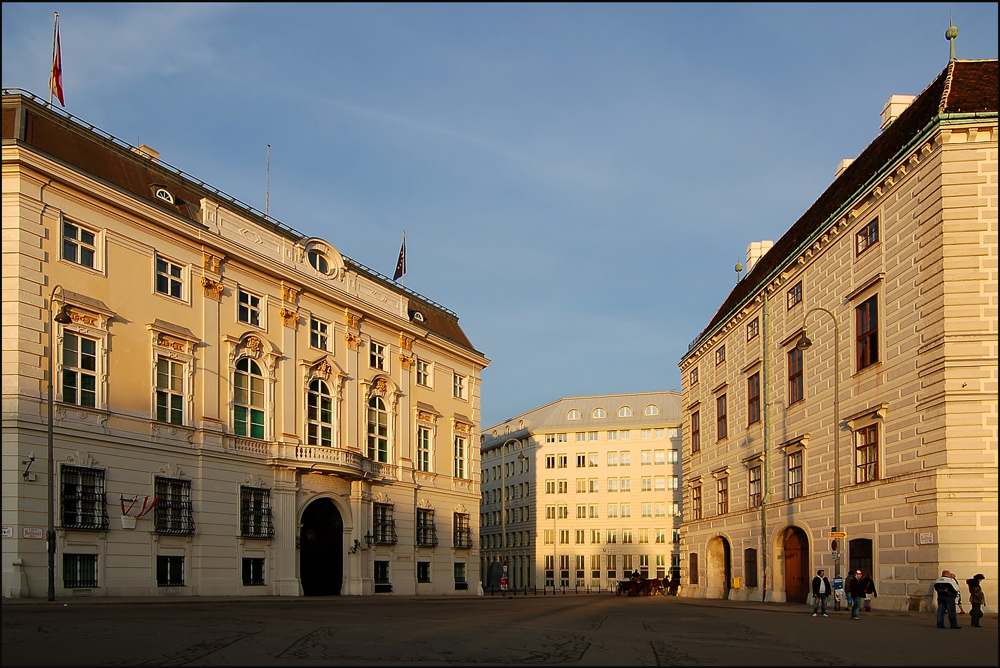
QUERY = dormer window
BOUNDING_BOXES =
[308,250,330,274]
[154,188,175,205]
[412,310,425,322]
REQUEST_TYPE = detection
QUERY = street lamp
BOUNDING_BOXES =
[795,306,841,609]
[500,438,527,589]
[47,285,73,601]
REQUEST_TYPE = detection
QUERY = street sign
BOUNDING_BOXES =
[831,551,839,560]
[829,531,847,538]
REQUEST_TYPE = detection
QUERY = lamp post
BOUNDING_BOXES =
[500,438,527,590]
[47,285,73,601]
[795,306,841,610]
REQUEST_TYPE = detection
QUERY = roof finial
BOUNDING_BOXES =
[945,14,958,62]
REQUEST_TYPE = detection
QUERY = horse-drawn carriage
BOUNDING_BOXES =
[615,577,665,596]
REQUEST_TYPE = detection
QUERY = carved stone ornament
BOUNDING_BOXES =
[281,285,299,304]
[399,335,414,352]
[201,277,224,300]
[345,312,361,330]
[67,309,100,328]
[345,332,362,350]
[157,334,187,353]
[370,377,389,399]
[245,336,262,354]
[456,504,468,514]
[280,307,300,328]
[202,252,223,274]
[455,422,471,434]
[374,492,391,504]
[417,410,436,423]
[317,359,333,377]
[399,354,413,370]
[417,498,432,509]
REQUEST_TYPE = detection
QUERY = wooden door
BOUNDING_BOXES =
[784,528,809,603]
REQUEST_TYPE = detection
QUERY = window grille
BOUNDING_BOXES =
[63,553,98,588]
[453,512,473,549]
[154,477,195,535]
[373,503,398,545]
[242,557,265,586]
[157,555,184,586]
[416,508,438,547]
[240,487,275,539]
[61,465,109,530]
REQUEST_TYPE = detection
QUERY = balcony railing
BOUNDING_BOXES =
[454,528,474,549]
[373,521,398,546]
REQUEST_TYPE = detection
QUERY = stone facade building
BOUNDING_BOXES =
[678,59,997,610]
[2,90,488,598]
[480,392,682,591]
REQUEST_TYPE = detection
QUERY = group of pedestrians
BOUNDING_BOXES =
[808,567,987,627]
[934,571,986,629]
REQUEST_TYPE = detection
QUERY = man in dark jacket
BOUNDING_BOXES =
[812,569,832,616]
[934,570,961,629]
[966,574,985,628]
[848,570,877,619]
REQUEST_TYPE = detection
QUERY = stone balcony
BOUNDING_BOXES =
[224,437,398,480]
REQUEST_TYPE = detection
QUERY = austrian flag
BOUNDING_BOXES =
[49,18,65,106]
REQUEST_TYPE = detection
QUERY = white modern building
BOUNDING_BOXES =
[480,392,683,591]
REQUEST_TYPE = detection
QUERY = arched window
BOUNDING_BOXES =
[593,408,606,419]
[367,396,388,462]
[307,379,333,447]
[567,409,581,420]
[234,358,264,439]
[308,250,330,274]
[645,404,659,416]
[619,406,632,418]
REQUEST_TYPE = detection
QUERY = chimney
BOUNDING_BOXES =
[880,95,915,131]
[835,158,854,179]
[746,240,774,274]
[133,144,160,163]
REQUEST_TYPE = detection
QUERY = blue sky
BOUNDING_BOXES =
[3,3,997,427]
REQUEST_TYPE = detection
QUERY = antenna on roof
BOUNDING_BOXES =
[265,144,271,219]
[946,15,959,62]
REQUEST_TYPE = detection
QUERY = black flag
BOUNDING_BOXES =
[393,236,406,282]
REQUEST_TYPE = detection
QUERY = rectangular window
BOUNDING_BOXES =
[642,502,653,518]
[787,281,802,310]
[575,432,586,442]
[745,548,758,587]
[856,424,879,483]
[621,430,630,440]
[240,487,275,539]
[416,360,431,386]
[156,555,184,586]
[638,528,649,544]
[607,451,618,467]
[620,477,631,492]
[575,504,585,519]
[454,436,467,478]
[155,357,184,425]
[576,453,586,468]
[575,529,586,544]
[692,486,702,520]
[576,478,587,493]
[716,394,728,440]
[454,563,467,590]
[668,476,679,490]
[417,426,432,472]
[62,220,96,268]
[588,453,599,467]
[607,478,618,492]
[588,432,598,442]
[417,561,431,583]
[374,560,391,592]
[453,373,467,399]
[370,341,386,371]
[416,508,438,547]
[716,345,726,365]
[606,529,617,544]
[155,256,183,299]
[559,530,570,544]
[60,465,108,530]
[749,465,762,507]
[558,455,568,468]
[622,530,633,544]
[689,553,699,585]
[154,477,194,535]
[589,504,598,519]
[654,476,666,492]
[545,480,555,494]
[374,503,399,545]
[856,217,879,256]
[747,317,759,342]
[242,557,265,586]
[545,455,556,469]
[857,295,879,370]
[656,529,667,544]
[620,503,631,518]
[748,373,761,425]
[237,288,261,327]
[641,476,652,492]
[62,332,98,408]
[654,503,665,518]
[641,450,653,466]
[63,554,98,588]
[788,451,803,499]
[544,529,554,545]
[310,318,329,351]
[690,367,699,386]
[788,347,804,405]
[454,512,472,548]
[588,479,599,493]
[654,450,665,465]
[620,451,631,466]
[691,411,701,453]
[557,505,569,519]
[717,477,729,515]
[668,450,678,464]
[607,503,618,518]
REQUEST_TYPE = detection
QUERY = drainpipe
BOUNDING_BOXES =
[760,289,771,602]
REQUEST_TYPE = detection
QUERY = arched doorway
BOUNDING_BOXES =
[300,498,344,596]
[782,527,809,603]
[706,536,732,599]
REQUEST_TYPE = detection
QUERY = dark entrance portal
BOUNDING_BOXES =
[783,527,809,603]
[300,498,344,596]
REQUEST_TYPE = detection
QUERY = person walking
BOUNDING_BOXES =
[848,570,877,619]
[933,569,961,629]
[812,569,831,617]
[966,574,986,628]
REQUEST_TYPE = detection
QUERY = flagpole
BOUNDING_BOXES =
[265,144,270,219]
[401,230,406,290]
[49,12,59,107]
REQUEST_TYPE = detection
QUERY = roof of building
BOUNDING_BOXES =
[1,89,480,355]
[482,391,683,450]
[684,59,998,359]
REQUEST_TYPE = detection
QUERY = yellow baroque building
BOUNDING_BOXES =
[2,90,488,598]
[678,59,997,610]
[480,392,683,592]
